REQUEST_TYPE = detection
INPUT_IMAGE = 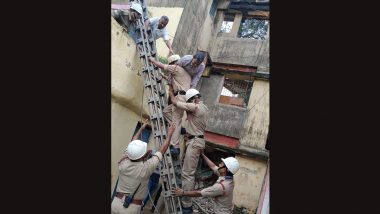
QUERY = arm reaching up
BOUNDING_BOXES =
[201,151,217,170]
[131,119,150,141]
[148,57,165,69]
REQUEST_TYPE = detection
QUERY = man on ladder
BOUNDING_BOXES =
[169,88,209,213]
[148,55,191,158]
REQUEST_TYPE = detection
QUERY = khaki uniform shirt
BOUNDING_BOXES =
[201,166,235,214]
[163,64,191,93]
[176,101,208,136]
[116,151,163,200]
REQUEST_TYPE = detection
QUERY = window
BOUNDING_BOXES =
[219,78,253,108]
[238,18,269,39]
[219,14,235,33]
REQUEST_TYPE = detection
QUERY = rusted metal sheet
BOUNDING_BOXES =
[211,63,269,80]
[219,95,245,107]
[204,131,240,149]
[247,10,270,18]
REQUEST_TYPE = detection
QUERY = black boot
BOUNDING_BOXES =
[182,206,193,214]
[170,145,180,159]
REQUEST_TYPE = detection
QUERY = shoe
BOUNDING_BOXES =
[182,206,193,214]
[170,146,180,158]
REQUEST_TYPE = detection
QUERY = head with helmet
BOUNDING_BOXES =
[130,2,143,21]
[168,54,180,65]
[218,157,240,176]
[124,139,150,161]
[185,88,201,103]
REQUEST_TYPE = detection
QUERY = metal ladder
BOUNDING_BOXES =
[132,1,183,213]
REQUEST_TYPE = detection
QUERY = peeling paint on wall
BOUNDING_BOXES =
[239,80,269,150]
[234,155,267,212]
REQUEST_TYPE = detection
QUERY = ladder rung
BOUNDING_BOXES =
[139,52,150,58]
[136,38,144,44]
[163,190,173,197]
[147,97,156,103]
[144,82,152,87]
[159,89,166,96]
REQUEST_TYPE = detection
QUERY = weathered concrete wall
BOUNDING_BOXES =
[172,0,214,55]
[234,155,267,213]
[146,0,186,8]
[257,37,270,72]
[147,7,184,57]
[210,37,270,71]
[199,75,269,152]
[206,104,247,138]
[199,74,224,104]
[199,74,246,138]
[239,80,269,150]
[217,0,230,9]
[197,0,217,52]
[229,13,243,38]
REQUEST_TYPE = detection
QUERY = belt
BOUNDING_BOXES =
[115,192,143,205]
[187,135,204,140]
[174,90,186,96]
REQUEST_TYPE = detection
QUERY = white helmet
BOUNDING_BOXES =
[185,88,200,101]
[126,140,147,160]
[130,2,143,15]
[168,54,180,64]
[221,157,240,175]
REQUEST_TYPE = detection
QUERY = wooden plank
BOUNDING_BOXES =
[247,10,270,18]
